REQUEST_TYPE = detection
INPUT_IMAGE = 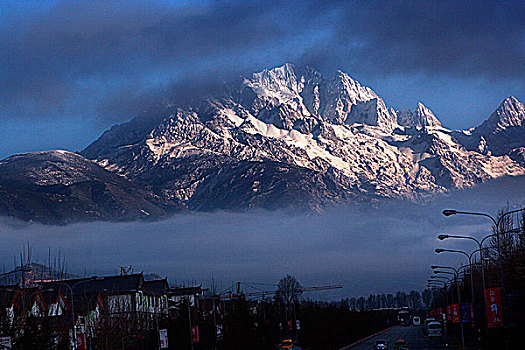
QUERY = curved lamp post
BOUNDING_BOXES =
[437,228,521,345]
[434,270,456,277]
[437,239,480,323]
[435,248,467,349]
[442,208,525,294]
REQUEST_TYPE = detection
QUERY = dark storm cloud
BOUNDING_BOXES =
[2,0,523,123]
[320,0,525,78]
[0,0,326,121]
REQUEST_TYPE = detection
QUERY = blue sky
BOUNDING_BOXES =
[1,0,524,159]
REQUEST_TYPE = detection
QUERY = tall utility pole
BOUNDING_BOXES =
[212,296,217,349]
[187,296,193,350]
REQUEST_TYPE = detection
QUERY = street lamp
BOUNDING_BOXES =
[435,248,470,257]
[437,234,487,338]
[435,248,467,349]
[431,265,461,273]
[427,280,450,318]
[430,275,451,282]
[428,279,446,285]
[436,242,479,319]
[437,228,521,337]
[434,270,456,276]
[442,208,525,292]
[441,208,525,227]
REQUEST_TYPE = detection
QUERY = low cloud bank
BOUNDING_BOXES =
[1,176,524,299]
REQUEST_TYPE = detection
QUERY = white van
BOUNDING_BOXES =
[423,318,437,336]
[413,316,421,326]
[427,321,442,338]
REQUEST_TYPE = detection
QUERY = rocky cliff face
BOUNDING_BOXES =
[2,64,525,224]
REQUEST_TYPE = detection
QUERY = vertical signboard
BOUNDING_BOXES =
[446,305,452,321]
[460,303,470,323]
[470,303,475,328]
[159,329,168,349]
[0,337,12,349]
[192,325,200,343]
[451,304,460,323]
[76,334,87,350]
[485,288,504,328]
[216,324,223,340]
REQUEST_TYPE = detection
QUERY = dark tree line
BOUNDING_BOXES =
[344,290,426,314]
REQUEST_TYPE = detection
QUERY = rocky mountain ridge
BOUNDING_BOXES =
[1,64,525,223]
[81,64,525,200]
[0,150,168,224]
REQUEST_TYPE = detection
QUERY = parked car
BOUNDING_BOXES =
[374,339,388,350]
[280,339,294,349]
[392,339,409,350]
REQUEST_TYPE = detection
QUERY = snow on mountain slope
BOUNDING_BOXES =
[480,96,525,134]
[1,63,522,224]
[452,96,525,156]
[0,150,168,224]
[80,64,525,212]
[397,102,442,129]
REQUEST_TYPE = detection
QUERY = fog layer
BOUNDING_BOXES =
[1,176,524,299]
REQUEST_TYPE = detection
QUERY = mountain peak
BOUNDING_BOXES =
[2,149,83,163]
[503,95,520,104]
[480,96,525,134]
[397,102,441,128]
[244,63,303,103]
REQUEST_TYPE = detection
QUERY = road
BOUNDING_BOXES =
[341,325,450,350]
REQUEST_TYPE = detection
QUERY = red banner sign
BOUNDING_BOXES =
[429,308,443,317]
[470,303,475,328]
[451,304,460,323]
[76,334,87,350]
[192,326,200,343]
[486,288,504,328]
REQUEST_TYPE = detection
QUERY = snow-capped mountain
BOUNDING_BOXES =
[2,64,525,223]
[80,64,525,208]
[397,102,442,129]
[452,96,525,158]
